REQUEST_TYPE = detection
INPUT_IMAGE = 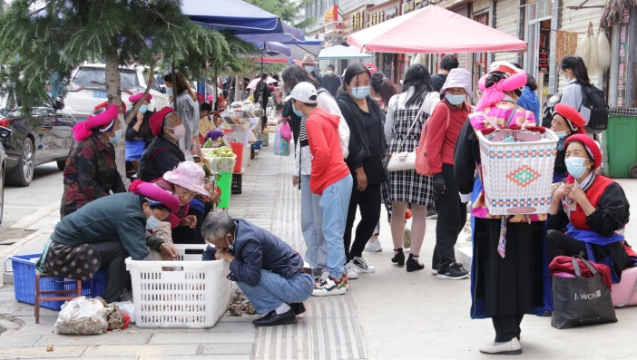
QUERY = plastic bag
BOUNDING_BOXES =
[55,296,108,335]
[274,122,290,156]
[280,119,292,141]
[110,300,136,323]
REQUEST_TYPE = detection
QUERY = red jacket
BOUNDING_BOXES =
[425,99,471,173]
[306,107,350,195]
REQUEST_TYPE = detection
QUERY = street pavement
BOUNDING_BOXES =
[1,135,636,359]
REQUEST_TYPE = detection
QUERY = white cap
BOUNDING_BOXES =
[284,82,318,104]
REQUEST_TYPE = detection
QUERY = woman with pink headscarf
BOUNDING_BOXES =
[454,65,552,355]
[61,104,126,218]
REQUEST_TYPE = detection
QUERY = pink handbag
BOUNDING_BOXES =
[611,266,637,307]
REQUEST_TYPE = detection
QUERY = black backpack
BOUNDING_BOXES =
[578,83,609,134]
[542,93,562,128]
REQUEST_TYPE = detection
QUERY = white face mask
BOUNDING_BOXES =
[146,215,161,230]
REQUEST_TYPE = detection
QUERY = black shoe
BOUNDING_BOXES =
[290,302,306,315]
[406,253,424,272]
[437,262,470,280]
[392,248,405,267]
[252,308,297,327]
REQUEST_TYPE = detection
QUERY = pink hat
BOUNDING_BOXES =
[149,106,175,136]
[129,180,180,213]
[129,92,153,103]
[163,161,209,196]
[72,104,119,141]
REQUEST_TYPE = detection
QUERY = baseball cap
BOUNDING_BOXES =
[284,82,318,104]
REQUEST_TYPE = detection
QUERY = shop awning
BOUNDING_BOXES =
[182,0,305,42]
[347,5,527,53]
[317,45,372,59]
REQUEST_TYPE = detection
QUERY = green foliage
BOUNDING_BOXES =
[245,0,316,29]
[0,0,255,110]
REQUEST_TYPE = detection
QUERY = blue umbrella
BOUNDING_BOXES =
[182,0,304,43]
[256,42,292,57]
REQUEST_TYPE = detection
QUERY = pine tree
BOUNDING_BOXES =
[0,0,253,182]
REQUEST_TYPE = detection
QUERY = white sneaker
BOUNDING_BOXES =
[345,263,360,279]
[312,277,347,297]
[347,256,376,274]
[364,239,383,252]
[479,337,522,355]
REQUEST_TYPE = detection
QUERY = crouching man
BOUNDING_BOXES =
[201,212,313,327]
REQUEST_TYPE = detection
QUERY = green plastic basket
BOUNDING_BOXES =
[217,172,233,209]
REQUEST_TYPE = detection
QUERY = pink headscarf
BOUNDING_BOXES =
[72,105,119,142]
[475,71,528,111]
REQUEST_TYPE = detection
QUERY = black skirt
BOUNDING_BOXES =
[472,219,548,317]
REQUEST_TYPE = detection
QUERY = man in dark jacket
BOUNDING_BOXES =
[201,212,313,327]
[430,55,458,92]
[322,64,341,97]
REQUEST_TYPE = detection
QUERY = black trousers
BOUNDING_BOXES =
[492,314,524,342]
[344,181,381,261]
[172,207,205,245]
[546,229,587,263]
[432,164,467,271]
[94,241,130,303]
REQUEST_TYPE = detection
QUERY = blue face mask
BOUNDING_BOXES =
[565,157,588,178]
[326,70,333,75]
[554,130,568,138]
[166,88,173,96]
[293,106,304,118]
[108,129,123,143]
[304,66,314,72]
[146,215,161,230]
[351,86,370,99]
[445,93,466,105]
[139,105,148,114]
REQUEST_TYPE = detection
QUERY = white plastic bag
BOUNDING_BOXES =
[55,296,108,335]
[110,300,136,323]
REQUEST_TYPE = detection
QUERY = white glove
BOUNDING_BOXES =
[459,193,472,204]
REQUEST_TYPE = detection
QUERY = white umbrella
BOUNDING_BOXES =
[246,76,277,90]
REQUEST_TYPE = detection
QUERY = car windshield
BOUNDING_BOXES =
[72,67,139,89]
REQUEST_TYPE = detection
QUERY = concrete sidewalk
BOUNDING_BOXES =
[1,135,637,359]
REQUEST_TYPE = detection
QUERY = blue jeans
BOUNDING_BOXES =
[236,270,314,315]
[301,175,327,275]
[319,174,352,278]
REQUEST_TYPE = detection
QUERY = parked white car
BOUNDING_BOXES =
[63,64,168,121]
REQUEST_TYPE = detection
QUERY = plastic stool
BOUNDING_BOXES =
[34,272,82,324]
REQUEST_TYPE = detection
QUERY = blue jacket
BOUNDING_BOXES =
[227,219,303,286]
[51,192,150,260]
[517,86,541,122]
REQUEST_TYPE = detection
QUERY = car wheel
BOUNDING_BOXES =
[57,159,67,171]
[7,137,35,187]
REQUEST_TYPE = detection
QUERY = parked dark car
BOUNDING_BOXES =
[0,92,76,187]
[0,126,10,224]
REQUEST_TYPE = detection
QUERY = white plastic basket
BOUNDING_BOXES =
[477,128,558,215]
[125,244,231,328]
[204,155,236,173]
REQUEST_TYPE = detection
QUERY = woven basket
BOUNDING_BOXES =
[477,128,558,215]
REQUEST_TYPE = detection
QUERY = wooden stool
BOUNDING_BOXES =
[34,272,82,324]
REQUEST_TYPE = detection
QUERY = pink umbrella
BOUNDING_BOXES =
[347,6,527,54]
[246,76,278,90]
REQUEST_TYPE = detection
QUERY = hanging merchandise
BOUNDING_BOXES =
[587,24,599,75]
[574,24,591,68]
[556,30,578,64]
[597,30,612,72]
[411,53,426,66]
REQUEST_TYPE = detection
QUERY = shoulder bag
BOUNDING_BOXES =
[386,98,428,172]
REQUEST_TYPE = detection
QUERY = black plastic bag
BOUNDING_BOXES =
[551,257,617,329]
